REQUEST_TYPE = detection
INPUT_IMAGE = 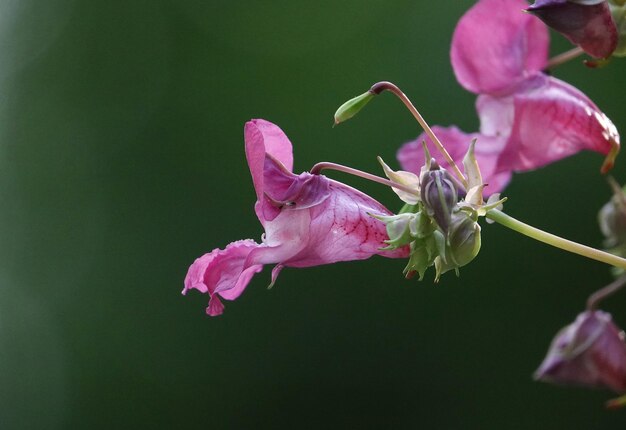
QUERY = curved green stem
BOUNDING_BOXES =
[486,209,626,270]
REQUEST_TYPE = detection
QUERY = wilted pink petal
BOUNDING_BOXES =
[485,74,620,174]
[397,126,511,194]
[451,0,549,95]
[535,310,626,393]
[185,119,408,316]
[527,0,618,58]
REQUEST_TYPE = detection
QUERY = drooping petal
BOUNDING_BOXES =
[397,126,511,195]
[527,0,618,58]
[451,0,549,95]
[486,74,620,174]
[183,240,264,316]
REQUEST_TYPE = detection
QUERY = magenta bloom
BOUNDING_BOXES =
[527,0,618,59]
[534,310,626,393]
[183,119,407,316]
[397,0,619,194]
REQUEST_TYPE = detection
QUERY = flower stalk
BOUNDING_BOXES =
[313,161,626,272]
[587,273,626,310]
[545,46,585,70]
[310,161,420,196]
[486,209,626,270]
[368,81,468,188]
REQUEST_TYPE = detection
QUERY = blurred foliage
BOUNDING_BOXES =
[1,0,625,428]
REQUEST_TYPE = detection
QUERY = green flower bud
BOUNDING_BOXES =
[333,91,375,125]
[434,211,481,281]
[403,234,439,281]
[370,213,415,249]
[447,210,481,268]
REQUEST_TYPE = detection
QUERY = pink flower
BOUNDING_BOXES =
[534,310,626,393]
[183,119,407,316]
[527,0,618,59]
[397,0,619,194]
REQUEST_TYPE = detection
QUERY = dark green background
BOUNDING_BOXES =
[1,0,626,428]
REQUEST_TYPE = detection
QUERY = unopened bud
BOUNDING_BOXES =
[333,91,375,125]
[420,160,461,233]
[372,213,415,249]
[447,210,481,268]
[534,310,626,393]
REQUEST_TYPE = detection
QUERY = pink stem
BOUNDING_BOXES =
[369,81,467,188]
[587,274,626,310]
[310,161,419,196]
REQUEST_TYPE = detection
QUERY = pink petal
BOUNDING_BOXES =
[254,178,409,269]
[288,179,409,266]
[489,74,620,174]
[528,0,617,58]
[397,126,511,195]
[183,239,264,316]
[244,119,295,217]
[451,0,549,95]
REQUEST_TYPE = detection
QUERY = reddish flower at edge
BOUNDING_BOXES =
[397,0,620,195]
[534,310,626,393]
[183,119,407,316]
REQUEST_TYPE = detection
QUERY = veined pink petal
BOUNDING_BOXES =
[451,0,549,95]
[488,74,620,174]
[528,0,617,58]
[183,240,264,316]
[397,126,511,194]
[292,179,409,265]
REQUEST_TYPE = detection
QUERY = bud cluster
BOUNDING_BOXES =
[374,141,504,281]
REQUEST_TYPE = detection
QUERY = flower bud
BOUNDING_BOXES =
[447,210,481,268]
[534,310,626,393]
[420,160,461,233]
[333,91,375,125]
[527,0,618,58]
[403,237,437,281]
[371,213,415,249]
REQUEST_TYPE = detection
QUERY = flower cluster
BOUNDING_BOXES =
[374,142,504,281]
[184,0,626,412]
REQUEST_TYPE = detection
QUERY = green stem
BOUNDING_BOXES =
[486,209,626,270]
